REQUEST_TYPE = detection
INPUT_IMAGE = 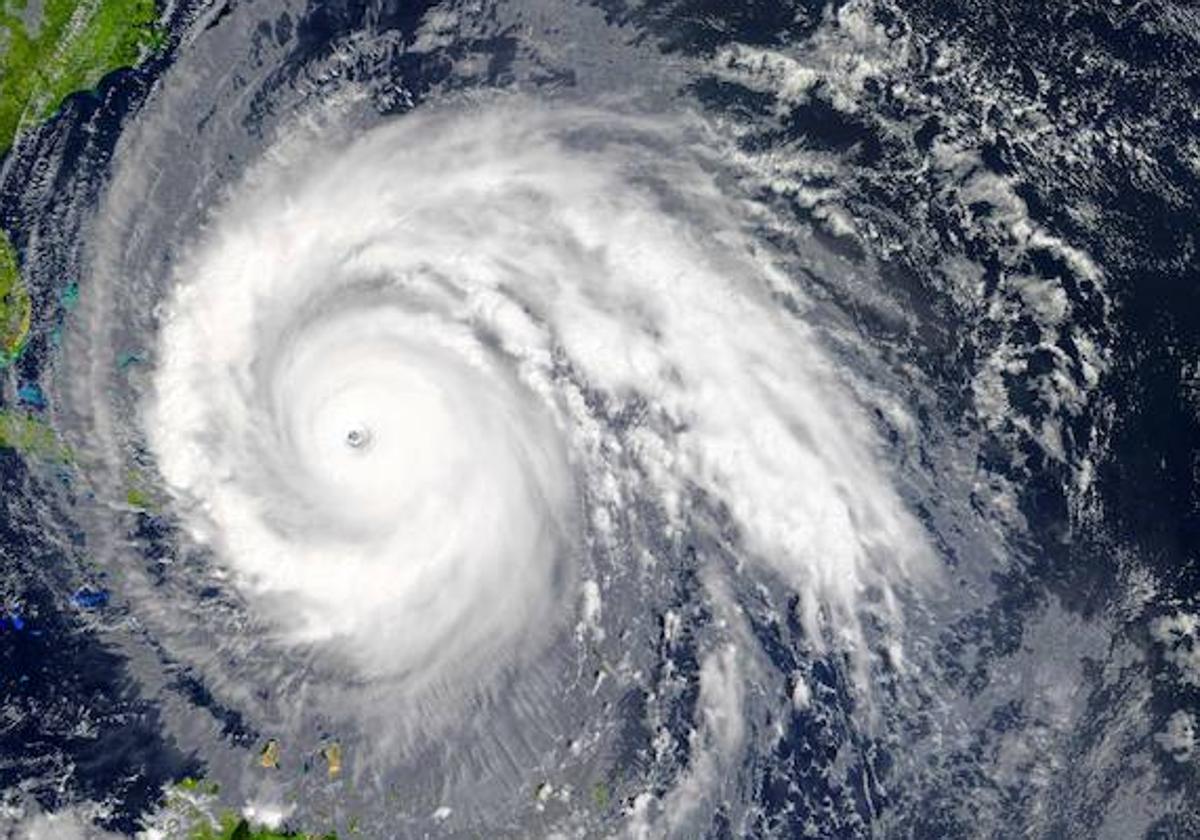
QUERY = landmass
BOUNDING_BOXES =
[0,0,166,371]
[190,813,337,840]
[321,742,342,778]
[0,408,69,460]
[169,778,339,840]
[0,0,165,155]
[0,230,30,363]
[125,467,158,508]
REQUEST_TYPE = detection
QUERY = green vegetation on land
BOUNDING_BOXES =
[1,0,165,377]
[0,230,29,363]
[168,779,337,840]
[0,409,69,460]
[125,467,158,509]
[190,813,337,840]
[591,781,611,809]
[126,485,151,507]
[175,776,221,796]
[0,0,165,154]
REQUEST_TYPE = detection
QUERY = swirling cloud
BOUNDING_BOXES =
[145,99,928,738]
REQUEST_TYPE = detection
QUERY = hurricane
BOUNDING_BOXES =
[2,1,1197,838]
[61,96,936,825]
[148,98,933,681]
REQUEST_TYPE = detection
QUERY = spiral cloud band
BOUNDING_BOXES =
[146,100,926,705]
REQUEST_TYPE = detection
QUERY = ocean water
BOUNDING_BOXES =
[1,1,1197,838]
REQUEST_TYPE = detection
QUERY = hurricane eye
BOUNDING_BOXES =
[344,426,370,449]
